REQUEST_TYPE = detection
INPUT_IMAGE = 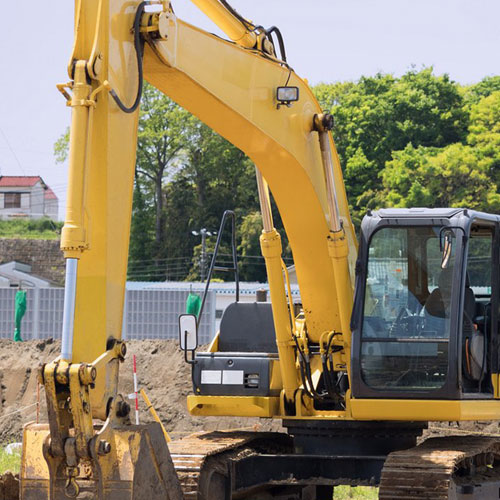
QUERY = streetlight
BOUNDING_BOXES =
[191,228,216,281]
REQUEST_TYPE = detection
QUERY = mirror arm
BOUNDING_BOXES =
[439,226,467,249]
[183,330,197,365]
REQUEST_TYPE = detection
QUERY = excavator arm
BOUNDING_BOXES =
[21,1,357,498]
[57,0,356,414]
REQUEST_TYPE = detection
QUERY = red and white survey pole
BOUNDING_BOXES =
[133,354,139,425]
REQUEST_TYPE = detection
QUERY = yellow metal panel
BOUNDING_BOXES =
[187,395,280,417]
[21,424,50,481]
[63,0,141,366]
[351,399,500,421]
[492,373,500,398]
[143,18,357,343]
[269,359,283,394]
[189,0,257,48]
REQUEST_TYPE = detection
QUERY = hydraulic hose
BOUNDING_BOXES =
[266,26,287,62]
[109,1,147,113]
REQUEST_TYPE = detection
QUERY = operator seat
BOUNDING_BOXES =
[424,267,476,321]
[217,302,278,353]
[424,267,484,383]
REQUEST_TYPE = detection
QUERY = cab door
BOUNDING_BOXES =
[462,220,498,396]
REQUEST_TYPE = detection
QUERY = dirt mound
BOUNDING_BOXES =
[0,339,280,445]
[0,339,60,444]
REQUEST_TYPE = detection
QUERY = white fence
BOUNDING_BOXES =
[0,288,216,343]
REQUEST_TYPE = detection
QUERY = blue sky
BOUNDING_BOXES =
[0,0,499,219]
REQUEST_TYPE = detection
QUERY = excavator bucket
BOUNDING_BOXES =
[20,422,183,500]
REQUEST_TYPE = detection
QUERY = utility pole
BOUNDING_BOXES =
[191,228,215,281]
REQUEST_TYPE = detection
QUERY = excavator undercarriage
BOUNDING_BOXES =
[20,415,500,499]
[169,429,500,500]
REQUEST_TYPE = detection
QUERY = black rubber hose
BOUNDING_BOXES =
[293,336,322,400]
[324,334,337,384]
[321,356,337,399]
[109,1,147,113]
[219,0,255,32]
[304,357,329,400]
[299,360,316,400]
[266,26,287,63]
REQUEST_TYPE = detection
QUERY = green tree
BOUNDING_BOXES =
[381,143,500,212]
[135,84,189,272]
[176,119,262,280]
[54,127,70,164]
[314,68,468,220]
[127,174,155,281]
[467,91,500,190]
[463,76,500,106]
[238,211,265,282]
[163,177,197,280]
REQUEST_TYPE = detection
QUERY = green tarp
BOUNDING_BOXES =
[14,289,27,342]
[186,293,201,318]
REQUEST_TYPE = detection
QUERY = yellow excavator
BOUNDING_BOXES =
[19,0,500,498]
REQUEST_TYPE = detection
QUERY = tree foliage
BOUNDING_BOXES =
[378,87,500,214]
[54,127,70,164]
[463,76,500,106]
[314,68,469,220]
[381,143,500,212]
[129,88,263,281]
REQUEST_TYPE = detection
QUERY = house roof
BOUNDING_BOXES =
[0,176,42,187]
[0,176,58,201]
[44,187,57,200]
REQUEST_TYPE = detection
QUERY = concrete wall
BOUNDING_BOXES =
[0,239,65,285]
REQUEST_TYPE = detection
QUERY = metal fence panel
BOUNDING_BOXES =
[37,288,65,339]
[123,289,215,343]
[0,288,216,343]
[0,288,16,339]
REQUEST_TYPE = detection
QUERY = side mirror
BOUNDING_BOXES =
[179,314,198,351]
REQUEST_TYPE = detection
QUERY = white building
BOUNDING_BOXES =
[0,176,58,220]
[0,261,54,288]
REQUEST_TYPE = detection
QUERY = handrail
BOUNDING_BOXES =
[197,210,240,324]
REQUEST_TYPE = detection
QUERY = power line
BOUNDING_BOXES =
[0,127,26,176]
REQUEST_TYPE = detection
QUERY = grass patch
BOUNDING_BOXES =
[0,219,62,240]
[334,485,379,499]
[0,446,21,475]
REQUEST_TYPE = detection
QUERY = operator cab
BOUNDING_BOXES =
[351,208,500,400]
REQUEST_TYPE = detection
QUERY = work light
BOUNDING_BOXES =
[276,86,299,108]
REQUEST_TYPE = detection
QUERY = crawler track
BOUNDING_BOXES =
[169,430,291,499]
[171,431,500,499]
[379,436,500,499]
